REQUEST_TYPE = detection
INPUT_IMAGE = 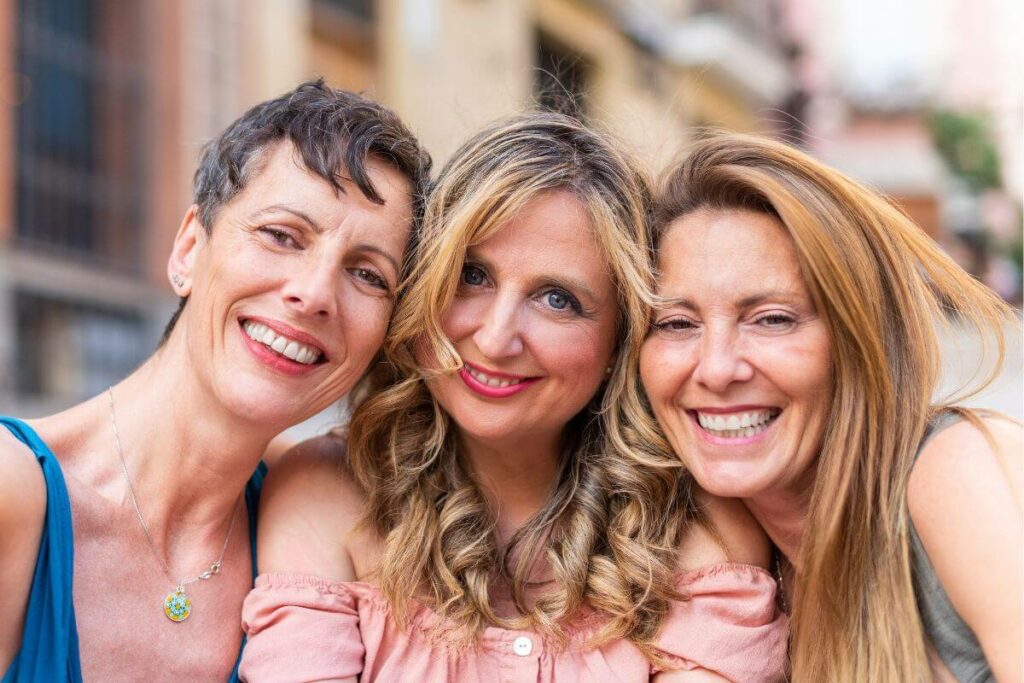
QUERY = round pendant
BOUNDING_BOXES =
[164,589,192,622]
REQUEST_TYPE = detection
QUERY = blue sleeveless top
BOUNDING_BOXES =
[0,417,265,683]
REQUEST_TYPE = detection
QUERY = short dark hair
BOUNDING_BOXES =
[160,79,431,345]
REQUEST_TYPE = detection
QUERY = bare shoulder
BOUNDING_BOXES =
[906,416,1022,679]
[676,490,772,572]
[0,425,48,669]
[257,434,368,580]
[0,427,47,539]
[907,416,1022,518]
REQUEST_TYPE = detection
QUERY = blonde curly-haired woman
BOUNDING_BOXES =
[239,114,788,682]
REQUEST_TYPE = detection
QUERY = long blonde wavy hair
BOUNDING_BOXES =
[344,112,702,659]
[652,133,1014,681]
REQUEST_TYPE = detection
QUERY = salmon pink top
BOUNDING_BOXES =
[239,563,788,682]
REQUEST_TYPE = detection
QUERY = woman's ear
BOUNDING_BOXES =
[167,205,204,296]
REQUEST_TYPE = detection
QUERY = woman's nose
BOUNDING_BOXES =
[472,294,524,360]
[692,326,754,392]
[280,257,339,319]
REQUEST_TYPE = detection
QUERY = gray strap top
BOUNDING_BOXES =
[908,412,993,683]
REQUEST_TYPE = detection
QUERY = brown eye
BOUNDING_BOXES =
[755,313,796,328]
[653,317,698,335]
[352,268,388,291]
[260,227,299,248]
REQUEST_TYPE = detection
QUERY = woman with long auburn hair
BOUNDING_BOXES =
[239,114,788,681]
[640,133,1022,681]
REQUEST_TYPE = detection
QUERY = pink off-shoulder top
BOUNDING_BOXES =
[239,563,788,682]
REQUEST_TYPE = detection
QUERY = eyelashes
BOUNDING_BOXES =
[257,226,393,293]
[650,312,800,335]
[350,267,390,291]
[459,264,587,316]
[259,227,299,249]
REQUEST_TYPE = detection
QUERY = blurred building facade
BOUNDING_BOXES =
[0,0,795,415]
[776,0,1022,300]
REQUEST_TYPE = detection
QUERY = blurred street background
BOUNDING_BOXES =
[0,0,1020,425]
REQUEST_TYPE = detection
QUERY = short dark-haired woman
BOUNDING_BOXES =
[0,80,429,682]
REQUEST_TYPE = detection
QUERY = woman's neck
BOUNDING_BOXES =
[458,431,562,543]
[744,483,812,571]
[36,339,278,551]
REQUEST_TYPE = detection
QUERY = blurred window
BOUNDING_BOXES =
[319,0,373,23]
[14,291,148,401]
[14,0,146,272]
[535,32,590,121]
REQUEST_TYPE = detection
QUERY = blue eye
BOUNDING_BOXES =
[546,291,569,310]
[461,265,486,286]
[542,289,583,314]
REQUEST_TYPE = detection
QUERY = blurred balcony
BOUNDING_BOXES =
[661,13,792,107]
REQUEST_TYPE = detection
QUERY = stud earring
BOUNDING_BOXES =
[605,366,613,375]
[171,273,185,288]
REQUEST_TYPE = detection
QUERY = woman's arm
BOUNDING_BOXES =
[0,431,47,672]
[242,435,367,683]
[256,435,364,581]
[908,417,1023,682]
[652,494,778,683]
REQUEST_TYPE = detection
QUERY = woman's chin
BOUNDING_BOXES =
[215,378,313,430]
[688,460,775,500]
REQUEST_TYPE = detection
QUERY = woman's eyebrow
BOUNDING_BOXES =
[251,204,323,232]
[736,290,801,308]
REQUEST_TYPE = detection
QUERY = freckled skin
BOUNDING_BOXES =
[640,209,833,500]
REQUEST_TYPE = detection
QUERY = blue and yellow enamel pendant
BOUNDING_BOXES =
[164,586,192,622]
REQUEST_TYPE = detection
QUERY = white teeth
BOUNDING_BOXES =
[467,366,523,389]
[242,320,322,365]
[697,409,780,439]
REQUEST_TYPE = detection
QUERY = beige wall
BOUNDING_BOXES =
[537,0,694,173]
[312,34,376,94]
[377,0,534,163]
[306,0,767,170]
[678,70,763,132]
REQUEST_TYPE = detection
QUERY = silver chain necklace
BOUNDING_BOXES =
[107,387,241,622]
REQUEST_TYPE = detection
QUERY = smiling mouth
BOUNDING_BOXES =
[693,408,781,439]
[458,362,540,398]
[241,320,325,365]
[463,364,530,389]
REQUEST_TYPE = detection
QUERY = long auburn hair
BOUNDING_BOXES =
[344,112,702,658]
[652,133,1013,682]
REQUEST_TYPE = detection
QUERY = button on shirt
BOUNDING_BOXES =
[240,566,790,683]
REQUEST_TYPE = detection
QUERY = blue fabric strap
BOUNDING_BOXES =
[0,417,82,683]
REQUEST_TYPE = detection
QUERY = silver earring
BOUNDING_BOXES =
[171,273,185,288]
